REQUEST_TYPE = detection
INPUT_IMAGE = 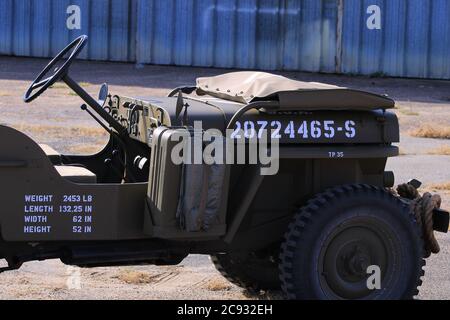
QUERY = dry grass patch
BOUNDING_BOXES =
[427,145,450,155]
[67,144,105,155]
[116,270,158,285]
[50,81,91,91]
[204,278,232,291]
[427,182,450,192]
[16,124,106,139]
[398,108,419,116]
[50,83,67,89]
[242,290,284,300]
[410,124,450,139]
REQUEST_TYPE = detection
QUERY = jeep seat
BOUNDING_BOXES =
[55,165,97,184]
[39,144,60,157]
[38,145,96,184]
[39,144,62,164]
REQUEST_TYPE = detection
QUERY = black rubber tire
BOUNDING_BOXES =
[211,249,281,291]
[279,184,426,300]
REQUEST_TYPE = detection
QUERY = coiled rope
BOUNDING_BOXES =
[396,183,442,258]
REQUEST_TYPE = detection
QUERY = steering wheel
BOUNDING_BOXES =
[24,35,88,103]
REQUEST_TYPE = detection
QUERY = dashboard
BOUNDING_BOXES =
[105,95,172,145]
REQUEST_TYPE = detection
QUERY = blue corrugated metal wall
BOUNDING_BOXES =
[136,0,338,72]
[0,0,136,61]
[341,0,450,79]
[0,0,449,79]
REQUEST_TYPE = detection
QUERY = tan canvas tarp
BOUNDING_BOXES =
[196,71,395,110]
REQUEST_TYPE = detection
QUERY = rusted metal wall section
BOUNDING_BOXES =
[0,0,449,79]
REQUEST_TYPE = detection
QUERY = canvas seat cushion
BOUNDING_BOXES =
[55,165,97,184]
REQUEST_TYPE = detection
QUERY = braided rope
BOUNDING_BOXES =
[396,183,441,258]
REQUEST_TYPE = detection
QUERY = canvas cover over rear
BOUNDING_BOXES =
[196,72,395,111]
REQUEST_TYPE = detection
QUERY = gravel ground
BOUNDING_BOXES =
[0,57,449,300]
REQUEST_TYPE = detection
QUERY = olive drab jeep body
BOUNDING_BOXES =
[0,36,448,300]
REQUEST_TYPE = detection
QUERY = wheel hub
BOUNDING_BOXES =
[343,245,371,277]
[320,222,393,300]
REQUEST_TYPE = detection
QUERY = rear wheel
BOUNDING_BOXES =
[280,184,425,300]
[211,248,280,291]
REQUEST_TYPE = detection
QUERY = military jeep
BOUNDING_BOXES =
[0,36,448,300]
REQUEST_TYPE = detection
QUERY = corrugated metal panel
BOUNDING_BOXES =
[135,0,338,72]
[0,0,136,62]
[1,0,450,79]
[341,0,450,78]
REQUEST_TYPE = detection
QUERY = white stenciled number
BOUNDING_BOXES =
[257,121,268,139]
[298,121,308,139]
[73,226,82,233]
[329,151,345,158]
[230,120,355,140]
[311,121,322,139]
[284,121,296,139]
[244,121,256,138]
[231,121,242,139]
[345,120,356,138]
[271,121,282,139]
[324,120,335,138]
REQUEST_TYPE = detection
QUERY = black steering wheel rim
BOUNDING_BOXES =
[24,35,88,103]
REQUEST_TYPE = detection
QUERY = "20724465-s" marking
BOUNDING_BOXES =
[231,120,356,140]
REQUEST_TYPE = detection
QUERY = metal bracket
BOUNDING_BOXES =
[433,208,450,233]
